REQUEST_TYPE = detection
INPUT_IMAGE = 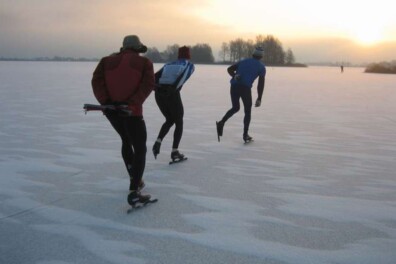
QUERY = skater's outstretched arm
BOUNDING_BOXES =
[255,75,265,107]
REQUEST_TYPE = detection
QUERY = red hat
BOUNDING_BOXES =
[178,46,191,60]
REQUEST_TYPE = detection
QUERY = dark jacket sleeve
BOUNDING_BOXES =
[91,58,110,104]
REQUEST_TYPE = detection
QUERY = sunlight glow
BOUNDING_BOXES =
[194,0,395,44]
[342,5,390,46]
[352,27,384,46]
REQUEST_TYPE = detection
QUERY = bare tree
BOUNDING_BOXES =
[219,42,230,62]
[163,44,179,62]
[145,47,164,63]
[285,48,295,65]
[242,39,255,59]
[229,38,246,62]
[191,43,214,64]
[256,35,285,65]
[144,34,297,65]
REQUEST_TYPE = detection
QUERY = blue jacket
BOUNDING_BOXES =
[229,58,265,88]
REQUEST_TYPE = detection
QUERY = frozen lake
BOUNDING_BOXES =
[1,61,396,264]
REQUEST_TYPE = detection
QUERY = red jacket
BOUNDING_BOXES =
[91,50,154,116]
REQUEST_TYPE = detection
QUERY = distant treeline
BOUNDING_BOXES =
[145,34,305,66]
[0,34,306,66]
[219,35,297,65]
[146,43,215,64]
[365,61,396,74]
[0,56,98,62]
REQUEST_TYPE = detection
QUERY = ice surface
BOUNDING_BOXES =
[1,61,396,264]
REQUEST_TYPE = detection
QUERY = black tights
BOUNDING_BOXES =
[106,114,147,191]
[155,90,184,149]
[221,85,252,135]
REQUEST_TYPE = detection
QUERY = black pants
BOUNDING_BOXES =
[106,113,147,191]
[220,84,252,135]
[155,89,184,149]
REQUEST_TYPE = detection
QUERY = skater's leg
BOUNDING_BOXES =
[106,114,134,176]
[241,88,253,135]
[121,143,134,175]
[172,92,184,150]
[217,86,241,140]
[173,118,183,149]
[153,118,174,159]
[220,86,240,123]
[124,117,147,191]
[157,118,174,140]
[155,91,174,141]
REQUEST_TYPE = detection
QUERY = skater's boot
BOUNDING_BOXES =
[127,190,151,206]
[216,121,224,141]
[129,179,145,191]
[243,133,253,143]
[152,141,161,159]
[171,150,185,161]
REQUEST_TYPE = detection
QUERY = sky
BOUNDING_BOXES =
[1,0,396,64]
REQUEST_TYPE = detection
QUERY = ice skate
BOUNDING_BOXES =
[127,190,151,207]
[169,150,188,164]
[216,121,224,142]
[243,134,253,143]
[127,191,158,213]
[152,141,161,159]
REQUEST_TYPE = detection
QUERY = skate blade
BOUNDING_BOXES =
[169,157,188,165]
[127,198,158,213]
[216,122,221,142]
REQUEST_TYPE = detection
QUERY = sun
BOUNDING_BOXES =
[353,26,384,46]
[345,15,389,46]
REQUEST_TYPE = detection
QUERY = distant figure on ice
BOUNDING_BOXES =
[216,47,266,143]
[91,35,155,206]
[341,65,344,73]
[152,46,195,163]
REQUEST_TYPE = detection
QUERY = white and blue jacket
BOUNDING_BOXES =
[156,59,195,91]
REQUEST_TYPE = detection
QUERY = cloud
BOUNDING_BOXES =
[0,0,235,57]
[285,37,396,64]
[1,0,395,63]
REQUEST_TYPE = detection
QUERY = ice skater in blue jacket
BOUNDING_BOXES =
[216,47,266,142]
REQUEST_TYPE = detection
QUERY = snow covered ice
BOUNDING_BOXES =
[1,61,396,264]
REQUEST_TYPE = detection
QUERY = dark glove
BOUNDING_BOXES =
[255,99,261,107]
